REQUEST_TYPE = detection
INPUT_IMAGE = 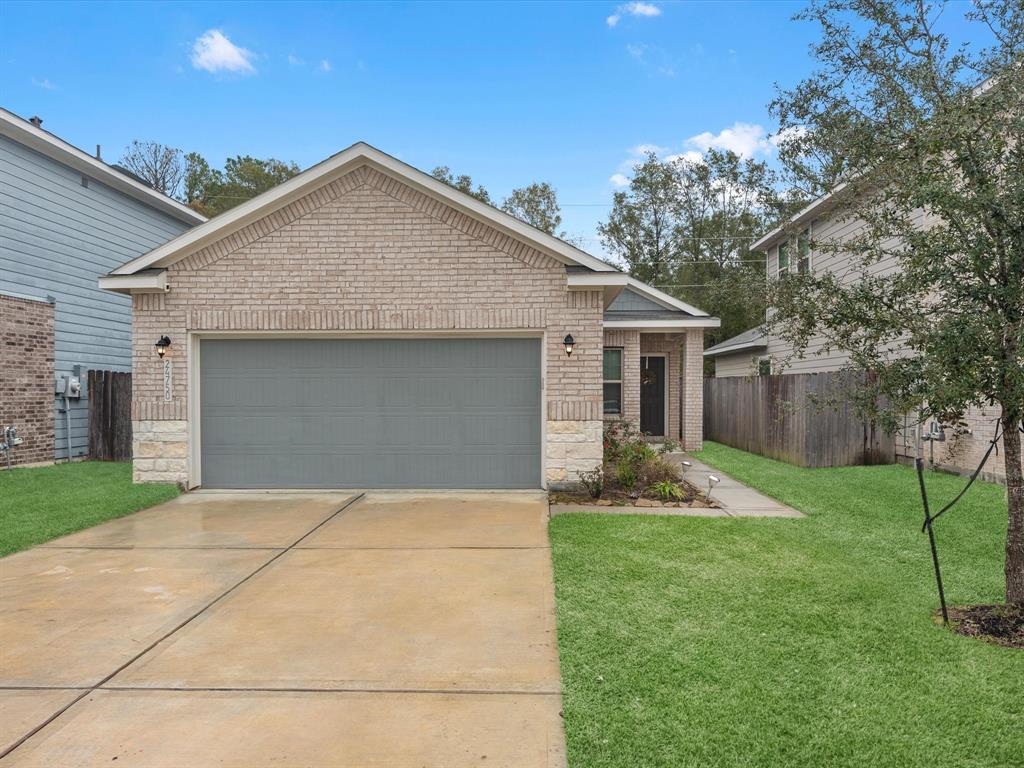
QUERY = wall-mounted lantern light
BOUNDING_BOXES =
[563,334,575,357]
[155,336,172,359]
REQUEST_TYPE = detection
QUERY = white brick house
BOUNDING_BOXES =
[100,143,719,490]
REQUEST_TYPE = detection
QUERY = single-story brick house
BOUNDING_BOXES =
[100,143,719,490]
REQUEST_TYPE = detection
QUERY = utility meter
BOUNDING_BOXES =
[56,374,81,399]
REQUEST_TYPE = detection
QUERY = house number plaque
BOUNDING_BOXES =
[163,359,173,402]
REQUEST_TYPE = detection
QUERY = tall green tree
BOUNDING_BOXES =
[429,166,492,204]
[767,0,1024,604]
[501,182,562,235]
[599,150,780,364]
[191,156,301,216]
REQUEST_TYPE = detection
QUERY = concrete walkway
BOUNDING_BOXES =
[0,491,565,766]
[678,456,803,518]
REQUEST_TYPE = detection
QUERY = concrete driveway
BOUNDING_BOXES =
[0,491,566,766]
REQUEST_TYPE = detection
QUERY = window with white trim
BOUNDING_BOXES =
[603,348,623,414]
[758,357,772,376]
[777,241,791,277]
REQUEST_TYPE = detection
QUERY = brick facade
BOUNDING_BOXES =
[131,165,605,487]
[0,293,54,466]
[602,329,641,428]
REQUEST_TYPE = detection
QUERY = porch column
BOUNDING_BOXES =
[681,328,704,450]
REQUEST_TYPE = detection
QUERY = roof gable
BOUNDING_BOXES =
[607,287,668,313]
[108,142,616,277]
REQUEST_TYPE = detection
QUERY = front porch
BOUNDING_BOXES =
[602,328,705,450]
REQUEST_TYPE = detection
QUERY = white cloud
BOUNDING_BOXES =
[770,125,809,149]
[319,59,332,72]
[664,150,704,165]
[287,54,304,66]
[684,122,772,159]
[190,30,256,75]
[31,77,56,90]
[609,173,630,188]
[607,2,661,27]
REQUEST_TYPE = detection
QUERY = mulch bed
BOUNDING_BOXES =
[550,479,718,509]
[943,604,1024,649]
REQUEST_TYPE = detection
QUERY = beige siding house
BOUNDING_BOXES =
[100,143,718,490]
[708,191,1016,483]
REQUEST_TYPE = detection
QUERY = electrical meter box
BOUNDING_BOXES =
[56,374,82,399]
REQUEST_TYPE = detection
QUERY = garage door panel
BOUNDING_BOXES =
[200,338,541,489]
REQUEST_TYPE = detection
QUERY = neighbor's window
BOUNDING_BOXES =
[777,241,791,277]
[797,227,811,273]
[603,348,623,414]
[758,357,772,376]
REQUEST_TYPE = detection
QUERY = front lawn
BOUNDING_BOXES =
[0,461,179,556]
[550,442,1023,768]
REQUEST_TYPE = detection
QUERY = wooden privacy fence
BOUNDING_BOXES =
[88,370,132,461]
[703,372,895,468]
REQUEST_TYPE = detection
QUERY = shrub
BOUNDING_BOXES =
[637,456,681,486]
[603,419,640,463]
[578,467,604,499]
[615,461,638,491]
[650,480,686,502]
[658,438,681,455]
[614,438,655,468]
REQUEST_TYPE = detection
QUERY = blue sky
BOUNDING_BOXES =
[1,1,979,251]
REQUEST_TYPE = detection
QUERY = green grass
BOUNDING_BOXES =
[0,461,179,556]
[550,442,1023,768]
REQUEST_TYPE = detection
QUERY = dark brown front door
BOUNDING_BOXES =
[640,355,665,436]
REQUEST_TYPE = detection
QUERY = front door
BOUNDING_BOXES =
[640,355,666,436]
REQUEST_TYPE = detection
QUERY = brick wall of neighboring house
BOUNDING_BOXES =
[897,402,1022,484]
[131,164,604,487]
[0,293,54,465]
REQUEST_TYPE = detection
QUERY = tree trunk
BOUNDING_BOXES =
[1004,407,1024,606]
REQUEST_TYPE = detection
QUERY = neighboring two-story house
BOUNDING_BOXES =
[1,108,203,466]
[704,190,1017,484]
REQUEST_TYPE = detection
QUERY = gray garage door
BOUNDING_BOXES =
[199,337,542,489]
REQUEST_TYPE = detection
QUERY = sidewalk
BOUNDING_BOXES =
[676,456,803,518]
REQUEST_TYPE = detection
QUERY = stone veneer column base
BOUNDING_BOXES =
[132,420,189,485]
[546,419,603,489]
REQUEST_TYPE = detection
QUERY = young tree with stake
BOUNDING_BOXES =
[767,0,1023,604]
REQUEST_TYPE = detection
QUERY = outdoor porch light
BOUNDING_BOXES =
[155,335,172,358]
[563,334,575,357]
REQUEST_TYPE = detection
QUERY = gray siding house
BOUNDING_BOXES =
[0,108,203,463]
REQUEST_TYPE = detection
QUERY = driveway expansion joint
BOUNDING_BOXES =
[0,493,364,761]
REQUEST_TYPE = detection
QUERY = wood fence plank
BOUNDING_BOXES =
[704,371,895,467]
[88,370,133,461]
